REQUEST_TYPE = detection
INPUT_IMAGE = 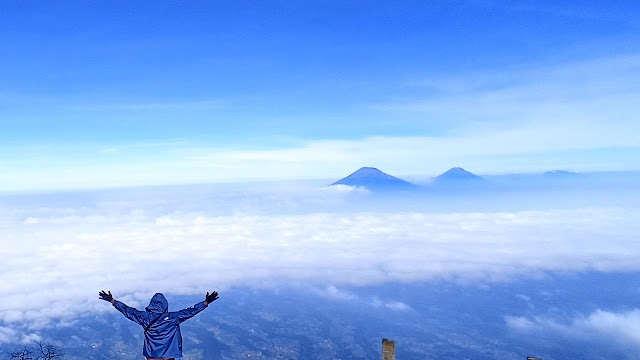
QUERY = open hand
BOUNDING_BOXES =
[99,290,114,303]
[205,291,219,305]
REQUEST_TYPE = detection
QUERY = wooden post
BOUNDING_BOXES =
[382,339,395,360]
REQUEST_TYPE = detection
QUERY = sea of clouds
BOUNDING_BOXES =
[0,179,639,343]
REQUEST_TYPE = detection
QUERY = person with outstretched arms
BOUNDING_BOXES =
[99,290,219,360]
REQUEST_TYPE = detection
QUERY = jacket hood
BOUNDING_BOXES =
[145,293,168,313]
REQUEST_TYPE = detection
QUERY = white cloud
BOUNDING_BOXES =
[384,301,411,312]
[313,285,357,301]
[319,184,370,194]
[0,190,638,339]
[0,327,17,344]
[583,310,640,344]
[20,333,42,345]
[312,286,410,312]
[505,316,536,331]
[0,326,41,345]
[506,309,640,346]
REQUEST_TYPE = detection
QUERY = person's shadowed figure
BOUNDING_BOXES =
[99,290,219,360]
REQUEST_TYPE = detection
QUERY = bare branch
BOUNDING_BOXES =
[9,348,33,360]
[8,341,62,360]
[33,341,63,360]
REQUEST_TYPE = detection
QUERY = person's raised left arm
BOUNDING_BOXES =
[175,291,219,323]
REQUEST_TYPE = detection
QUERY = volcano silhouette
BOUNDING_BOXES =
[432,167,484,188]
[331,167,415,191]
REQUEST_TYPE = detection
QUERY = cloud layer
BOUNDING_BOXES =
[1,186,638,341]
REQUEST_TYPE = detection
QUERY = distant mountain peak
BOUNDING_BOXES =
[544,170,579,176]
[435,167,482,181]
[344,167,391,178]
[331,167,415,190]
[442,167,474,176]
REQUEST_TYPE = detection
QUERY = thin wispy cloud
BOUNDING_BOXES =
[376,55,640,136]
[3,133,640,192]
[471,0,638,22]
[2,54,639,191]
[69,99,226,112]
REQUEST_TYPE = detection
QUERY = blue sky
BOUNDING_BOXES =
[1,0,640,191]
[1,2,640,351]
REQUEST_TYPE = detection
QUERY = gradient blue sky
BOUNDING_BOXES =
[1,0,639,191]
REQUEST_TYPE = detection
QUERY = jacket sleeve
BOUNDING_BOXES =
[175,301,208,323]
[112,300,146,326]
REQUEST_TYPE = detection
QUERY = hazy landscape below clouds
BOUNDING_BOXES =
[1,171,639,359]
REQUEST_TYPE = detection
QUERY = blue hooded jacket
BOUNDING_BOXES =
[113,293,208,359]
